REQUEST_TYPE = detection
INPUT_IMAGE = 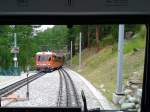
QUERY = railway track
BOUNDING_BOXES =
[57,68,81,107]
[0,72,46,98]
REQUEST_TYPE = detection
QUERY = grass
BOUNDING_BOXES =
[71,25,146,103]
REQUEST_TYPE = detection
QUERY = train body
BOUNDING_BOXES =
[35,51,64,71]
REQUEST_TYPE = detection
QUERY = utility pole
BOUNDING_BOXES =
[11,25,19,68]
[79,32,82,68]
[113,24,125,104]
[70,41,72,65]
[14,32,18,68]
[116,24,124,94]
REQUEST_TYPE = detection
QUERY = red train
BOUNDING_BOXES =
[35,51,64,71]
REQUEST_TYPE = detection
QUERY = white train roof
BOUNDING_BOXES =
[36,52,56,55]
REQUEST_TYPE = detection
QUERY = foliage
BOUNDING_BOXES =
[0,24,145,71]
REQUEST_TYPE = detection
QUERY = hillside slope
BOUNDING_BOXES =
[71,25,146,102]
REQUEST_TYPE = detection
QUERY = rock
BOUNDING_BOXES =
[128,109,137,112]
[129,97,137,103]
[136,89,142,98]
[131,85,138,89]
[119,96,126,105]
[124,99,130,103]
[138,108,141,112]
[121,102,135,109]
[135,97,141,104]
[112,93,125,104]
[126,81,130,87]
[136,104,140,109]
[127,95,132,99]
[125,31,134,39]
[129,80,142,85]
[124,89,132,95]
[100,84,104,89]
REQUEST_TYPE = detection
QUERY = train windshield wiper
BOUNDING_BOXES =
[81,90,128,112]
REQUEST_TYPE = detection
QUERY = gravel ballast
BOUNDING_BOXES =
[1,68,113,110]
[2,71,59,107]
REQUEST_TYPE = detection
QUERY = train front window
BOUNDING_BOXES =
[38,55,49,62]
[0,24,146,112]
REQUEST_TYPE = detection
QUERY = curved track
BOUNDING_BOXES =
[57,68,81,107]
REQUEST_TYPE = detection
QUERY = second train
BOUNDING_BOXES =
[35,51,64,72]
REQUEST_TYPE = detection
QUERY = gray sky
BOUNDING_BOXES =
[33,25,54,36]
[37,25,54,32]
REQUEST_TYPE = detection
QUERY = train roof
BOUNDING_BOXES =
[36,52,56,55]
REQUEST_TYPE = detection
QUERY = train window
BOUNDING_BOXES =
[38,55,49,62]
[38,56,41,61]
[49,57,51,61]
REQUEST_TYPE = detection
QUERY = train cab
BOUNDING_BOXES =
[35,51,64,71]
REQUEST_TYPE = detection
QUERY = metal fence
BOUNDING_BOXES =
[0,67,21,76]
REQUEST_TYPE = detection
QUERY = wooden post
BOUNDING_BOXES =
[79,32,82,68]
[96,25,100,52]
